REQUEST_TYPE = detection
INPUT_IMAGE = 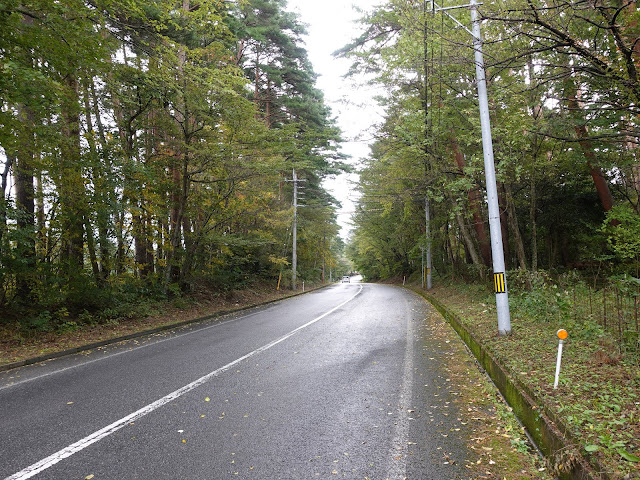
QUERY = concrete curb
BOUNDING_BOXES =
[0,284,332,374]
[410,287,607,480]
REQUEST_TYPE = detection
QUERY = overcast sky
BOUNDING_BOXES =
[286,0,383,240]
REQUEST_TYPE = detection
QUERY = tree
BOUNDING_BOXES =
[0,0,348,326]
[344,0,630,281]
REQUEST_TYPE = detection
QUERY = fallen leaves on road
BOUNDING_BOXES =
[414,295,552,480]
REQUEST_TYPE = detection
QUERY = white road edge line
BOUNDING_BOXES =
[4,285,363,480]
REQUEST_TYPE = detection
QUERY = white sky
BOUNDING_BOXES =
[286,0,384,240]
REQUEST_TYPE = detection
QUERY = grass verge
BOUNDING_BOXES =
[412,280,640,480]
[419,297,553,479]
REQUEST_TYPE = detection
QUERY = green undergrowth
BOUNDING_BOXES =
[417,278,640,479]
[0,281,322,366]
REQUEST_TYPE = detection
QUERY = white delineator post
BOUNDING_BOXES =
[554,329,568,389]
[470,0,511,335]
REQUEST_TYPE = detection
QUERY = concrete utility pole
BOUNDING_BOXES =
[430,0,511,335]
[470,0,510,335]
[425,195,432,290]
[292,168,298,290]
[421,247,425,289]
[287,169,307,291]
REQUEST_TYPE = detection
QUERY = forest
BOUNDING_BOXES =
[0,0,350,329]
[344,0,640,287]
[3,0,640,334]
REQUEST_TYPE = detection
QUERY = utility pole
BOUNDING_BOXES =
[470,0,510,335]
[425,195,432,290]
[286,168,307,290]
[430,0,511,335]
[421,246,425,289]
[292,168,298,290]
[322,232,326,284]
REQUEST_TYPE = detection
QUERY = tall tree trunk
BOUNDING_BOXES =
[564,75,616,213]
[0,156,13,239]
[133,207,148,278]
[60,74,85,272]
[0,155,14,306]
[133,205,154,279]
[498,184,511,267]
[254,48,261,119]
[14,106,37,300]
[130,55,154,280]
[450,134,492,266]
[85,217,101,282]
[81,76,107,286]
[10,4,38,300]
[165,0,191,291]
[180,213,194,288]
[145,212,155,277]
[156,216,165,277]
[442,222,454,277]
[35,170,46,259]
[115,210,125,275]
[110,45,136,278]
[504,182,528,272]
[265,79,272,127]
[454,204,485,280]
[140,106,160,279]
[88,77,113,281]
[526,57,541,271]
[530,174,538,272]
[166,161,183,287]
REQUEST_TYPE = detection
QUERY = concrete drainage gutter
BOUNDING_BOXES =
[420,291,607,480]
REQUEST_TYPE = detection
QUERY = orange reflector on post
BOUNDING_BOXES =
[554,329,568,389]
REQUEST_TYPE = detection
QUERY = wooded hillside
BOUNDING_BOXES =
[344,0,640,283]
[0,0,348,327]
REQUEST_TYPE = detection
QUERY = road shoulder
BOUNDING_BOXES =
[407,286,553,479]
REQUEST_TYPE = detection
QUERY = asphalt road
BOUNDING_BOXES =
[0,282,470,479]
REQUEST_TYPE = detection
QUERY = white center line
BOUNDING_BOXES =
[4,285,362,480]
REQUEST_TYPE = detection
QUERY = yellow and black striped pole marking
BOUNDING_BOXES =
[494,272,506,294]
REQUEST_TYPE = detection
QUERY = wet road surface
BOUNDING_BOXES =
[1,282,470,479]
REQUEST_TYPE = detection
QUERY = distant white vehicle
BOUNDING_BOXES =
[341,275,350,283]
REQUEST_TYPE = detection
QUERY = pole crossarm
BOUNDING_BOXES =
[429,1,479,36]
[436,3,481,11]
